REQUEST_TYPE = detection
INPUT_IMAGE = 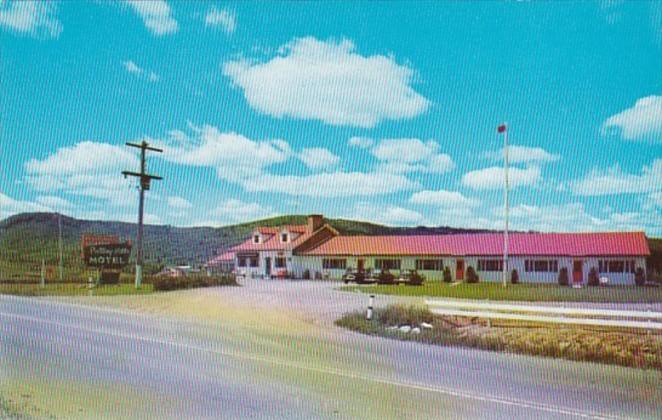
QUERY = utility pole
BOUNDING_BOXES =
[122,141,163,288]
[58,212,63,282]
[498,123,509,287]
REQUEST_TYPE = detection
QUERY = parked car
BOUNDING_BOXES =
[342,268,372,284]
[374,269,396,285]
[397,269,425,286]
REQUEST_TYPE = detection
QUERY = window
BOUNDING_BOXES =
[477,259,503,272]
[415,259,443,271]
[281,233,288,243]
[253,235,260,244]
[275,257,286,268]
[525,259,558,272]
[608,260,625,273]
[238,256,247,267]
[375,259,400,270]
[322,258,347,269]
[599,259,635,274]
[249,256,258,268]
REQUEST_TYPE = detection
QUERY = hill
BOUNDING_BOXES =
[0,212,489,280]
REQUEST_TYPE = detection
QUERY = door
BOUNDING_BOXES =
[456,260,465,281]
[573,260,583,284]
[357,259,365,272]
[265,257,271,277]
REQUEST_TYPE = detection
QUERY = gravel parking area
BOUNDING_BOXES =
[200,277,417,326]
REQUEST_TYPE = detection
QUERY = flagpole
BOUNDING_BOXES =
[502,125,509,288]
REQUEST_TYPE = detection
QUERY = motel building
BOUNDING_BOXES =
[216,215,650,286]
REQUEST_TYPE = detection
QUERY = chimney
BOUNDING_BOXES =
[307,214,324,232]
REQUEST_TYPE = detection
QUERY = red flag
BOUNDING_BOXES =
[497,124,507,133]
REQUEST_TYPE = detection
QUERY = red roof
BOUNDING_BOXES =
[206,251,235,266]
[299,232,650,257]
[257,225,307,234]
[232,225,316,252]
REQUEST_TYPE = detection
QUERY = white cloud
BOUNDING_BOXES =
[123,60,142,74]
[125,0,178,36]
[25,141,137,176]
[371,138,455,174]
[0,193,50,219]
[462,166,541,190]
[154,124,290,182]
[647,191,662,208]
[409,190,478,208]
[240,171,418,198]
[35,195,74,210]
[212,199,275,224]
[122,60,159,82]
[167,196,193,209]
[483,145,560,164]
[601,95,662,141]
[571,159,662,196]
[0,2,62,38]
[352,202,425,227]
[205,7,235,34]
[297,148,340,171]
[506,202,660,234]
[223,37,429,127]
[24,141,139,205]
[348,136,374,149]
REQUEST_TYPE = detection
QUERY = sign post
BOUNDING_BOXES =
[83,242,132,284]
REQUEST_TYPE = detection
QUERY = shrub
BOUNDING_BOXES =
[443,266,452,283]
[377,305,434,326]
[409,271,424,286]
[377,269,395,285]
[466,266,479,283]
[558,267,569,286]
[634,268,646,286]
[588,267,600,286]
[510,269,519,284]
[147,273,237,291]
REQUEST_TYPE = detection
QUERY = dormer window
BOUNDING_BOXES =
[281,233,289,243]
[253,234,260,244]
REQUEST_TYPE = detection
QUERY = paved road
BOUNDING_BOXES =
[1,281,660,419]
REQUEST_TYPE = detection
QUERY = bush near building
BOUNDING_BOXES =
[588,267,600,287]
[558,267,569,286]
[443,266,452,283]
[466,266,479,283]
[511,269,519,284]
[146,274,237,291]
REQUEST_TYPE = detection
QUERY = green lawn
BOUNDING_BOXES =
[340,282,662,303]
[0,282,154,297]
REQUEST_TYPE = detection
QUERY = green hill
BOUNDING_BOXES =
[0,212,488,281]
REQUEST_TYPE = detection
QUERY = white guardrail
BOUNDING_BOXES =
[425,300,662,330]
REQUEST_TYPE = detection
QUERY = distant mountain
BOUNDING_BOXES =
[0,212,491,280]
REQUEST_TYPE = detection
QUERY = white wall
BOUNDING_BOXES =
[235,250,294,278]
[291,254,646,285]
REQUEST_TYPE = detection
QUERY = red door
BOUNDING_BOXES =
[456,260,465,281]
[573,260,583,284]
[357,259,365,272]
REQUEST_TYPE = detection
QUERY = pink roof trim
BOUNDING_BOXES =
[299,232,650,257]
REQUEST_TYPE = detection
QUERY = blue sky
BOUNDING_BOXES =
[1,1,661,235]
